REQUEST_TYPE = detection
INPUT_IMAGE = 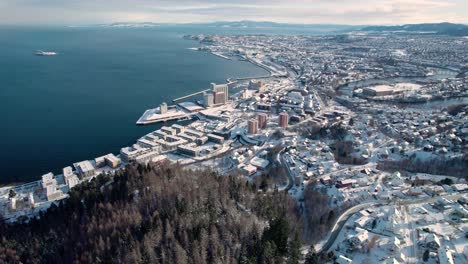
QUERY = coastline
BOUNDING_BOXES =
[0,27,271,186]
[0,38,271,189]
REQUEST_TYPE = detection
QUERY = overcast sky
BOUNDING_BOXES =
[1,0,467,25]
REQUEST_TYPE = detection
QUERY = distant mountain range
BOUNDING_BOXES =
[361,22,468,36]
[187,20,362,30]
[96,21,468,36]
[97,20,362,32]
[98,22,160,28]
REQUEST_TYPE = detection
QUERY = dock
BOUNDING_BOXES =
[211,52,232,60]
[235,75,272,81]
[172,89,210,102]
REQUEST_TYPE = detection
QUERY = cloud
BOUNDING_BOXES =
[0,0,466,25]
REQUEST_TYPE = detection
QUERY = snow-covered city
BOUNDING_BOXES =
[1,30,467,264]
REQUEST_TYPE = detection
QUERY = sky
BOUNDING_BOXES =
[0,0,467,25]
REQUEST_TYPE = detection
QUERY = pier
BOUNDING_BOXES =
[172,89,210,102]
[211,52,232,60]
[235,75,273,81]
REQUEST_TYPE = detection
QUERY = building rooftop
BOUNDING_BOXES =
[73,160,95,173]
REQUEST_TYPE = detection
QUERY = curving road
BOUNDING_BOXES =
[317,193,462,254]
[318,200,386,253]
[276,148,296,191]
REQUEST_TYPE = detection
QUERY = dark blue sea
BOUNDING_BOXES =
[0,25,272,184]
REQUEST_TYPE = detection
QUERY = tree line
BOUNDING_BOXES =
[0,162,321,263]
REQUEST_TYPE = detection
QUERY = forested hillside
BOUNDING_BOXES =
[0,162,341,263]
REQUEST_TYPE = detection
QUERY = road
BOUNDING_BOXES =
[317,193,462,254]
[405,205,419,264]
[280,152,296,191]
[273,143,306,192]
[402,193,461,264]
[318,200,386,253]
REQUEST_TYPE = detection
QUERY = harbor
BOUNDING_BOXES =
[137,82,231,125]
[135,55,287,126]
[136,106,194,125]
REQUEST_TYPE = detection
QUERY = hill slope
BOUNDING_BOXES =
[0,163,312,263]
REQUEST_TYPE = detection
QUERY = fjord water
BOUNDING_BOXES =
[0,26,268,184]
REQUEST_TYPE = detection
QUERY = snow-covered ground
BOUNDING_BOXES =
[328,194,468,264]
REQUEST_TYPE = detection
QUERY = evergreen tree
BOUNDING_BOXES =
[304,245,319,264]
[238,244,250,264]
[423,249,429,262]
[262,241,277,263]
[287,232,302,264]
[260,177,269,192]
[8,189,16,198]
[262,215,290,256]
[327,210,335,226]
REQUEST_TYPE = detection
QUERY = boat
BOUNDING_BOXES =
[426,70,435,77]
[35,50,57,56]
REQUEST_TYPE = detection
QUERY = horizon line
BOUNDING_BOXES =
[1,20,467,27]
